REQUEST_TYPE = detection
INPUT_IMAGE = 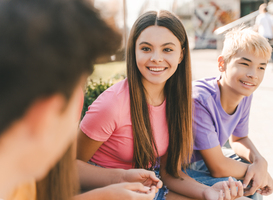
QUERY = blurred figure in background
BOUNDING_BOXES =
[255,3,273,41]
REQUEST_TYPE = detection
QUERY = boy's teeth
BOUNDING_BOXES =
[149,67,164,71]
[242,81,253,86]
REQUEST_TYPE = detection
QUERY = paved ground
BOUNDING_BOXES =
[190,49,273,200]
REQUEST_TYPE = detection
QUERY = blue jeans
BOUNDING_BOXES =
[153,167,169,200]
[184,148,262,200]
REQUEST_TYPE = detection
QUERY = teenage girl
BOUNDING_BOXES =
[77,10,248,200]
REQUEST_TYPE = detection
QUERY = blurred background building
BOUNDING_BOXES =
[88,0,273,57]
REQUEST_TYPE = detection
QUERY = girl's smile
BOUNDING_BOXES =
[135,25,183,88]
[147,66,167,73]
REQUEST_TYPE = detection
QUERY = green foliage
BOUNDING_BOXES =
[81,79,113,120]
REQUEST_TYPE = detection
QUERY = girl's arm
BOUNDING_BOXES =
[160,154,210,199]
[73,182,157,200]
[160,154,246,200]
[76,130,162,191]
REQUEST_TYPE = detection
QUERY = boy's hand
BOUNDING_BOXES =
[256,173,273,196]
[243,159,269,196]
[120,169,163,190]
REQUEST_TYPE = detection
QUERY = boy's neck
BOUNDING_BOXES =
[218,80,245,115]
[0,159,21,198]
[0,127,33,199]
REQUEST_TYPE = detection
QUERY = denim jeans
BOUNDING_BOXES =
[184,148,263,200]
[153,167,169,200]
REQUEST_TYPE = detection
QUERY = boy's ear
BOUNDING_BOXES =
[217,56,225,72]
[22,95,66,139]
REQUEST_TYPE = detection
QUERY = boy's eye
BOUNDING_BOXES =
[259,66,265,70]
[164,48,173,52]
[141,47,151,51]
[239,62,249,66]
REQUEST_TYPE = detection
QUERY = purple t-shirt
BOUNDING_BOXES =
[192,77,253,162]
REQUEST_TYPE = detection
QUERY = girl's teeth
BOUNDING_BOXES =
[149,68,164,71]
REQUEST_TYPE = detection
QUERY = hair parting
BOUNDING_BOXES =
[127,10,193,177]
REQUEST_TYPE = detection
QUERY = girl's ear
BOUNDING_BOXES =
[179,48,185,63]
[217,56,225,72]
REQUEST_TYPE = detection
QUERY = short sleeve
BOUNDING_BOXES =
[255,15,260,25]
[270,15,273,26]
[193,100,220,150]
[80,90,119,142]
[232,95,252,137]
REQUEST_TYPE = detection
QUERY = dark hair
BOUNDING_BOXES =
[0,0,121,133]
[127,10,193,177]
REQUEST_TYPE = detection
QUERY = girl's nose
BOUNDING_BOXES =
[150,52,163,63]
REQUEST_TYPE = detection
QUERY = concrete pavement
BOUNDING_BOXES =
[190,49,273,200]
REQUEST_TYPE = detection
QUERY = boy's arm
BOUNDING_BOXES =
[200,136,273,196]
[229,134,273,196]
[199,145,248,179]
[193,100,248,179]
[229,135,267,173]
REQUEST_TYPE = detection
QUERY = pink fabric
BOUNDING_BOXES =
[80,79,169,169]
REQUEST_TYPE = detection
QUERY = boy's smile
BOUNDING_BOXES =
[219,49,268,98]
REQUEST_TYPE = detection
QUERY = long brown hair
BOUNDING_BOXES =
[127,10,193,177]
[36,144,79,200]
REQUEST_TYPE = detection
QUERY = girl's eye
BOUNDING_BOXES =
[141,47,151,51]
[259,66,265,70]
[164,48,173,52]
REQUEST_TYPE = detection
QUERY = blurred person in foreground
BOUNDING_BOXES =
[0,0,160,199]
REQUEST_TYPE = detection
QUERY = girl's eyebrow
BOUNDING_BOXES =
[139,41,176,47]
[161,42,176,47]
[139,41,151,46]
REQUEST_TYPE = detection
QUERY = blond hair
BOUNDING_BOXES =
[259,3,268,13]
[221,27,272,62]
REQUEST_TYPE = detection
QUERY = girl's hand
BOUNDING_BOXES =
[75,182,157,200]
[121,169,163,190]
[102,182,157,200]
[204,177,245,200]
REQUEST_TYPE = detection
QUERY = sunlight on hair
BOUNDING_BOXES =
[222,26,272,62]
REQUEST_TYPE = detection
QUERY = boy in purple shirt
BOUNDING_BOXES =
[187,28,273,199]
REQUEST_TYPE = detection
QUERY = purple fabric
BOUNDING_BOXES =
[192,77,253,162]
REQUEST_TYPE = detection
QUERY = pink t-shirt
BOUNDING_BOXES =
[80,79,169,169]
